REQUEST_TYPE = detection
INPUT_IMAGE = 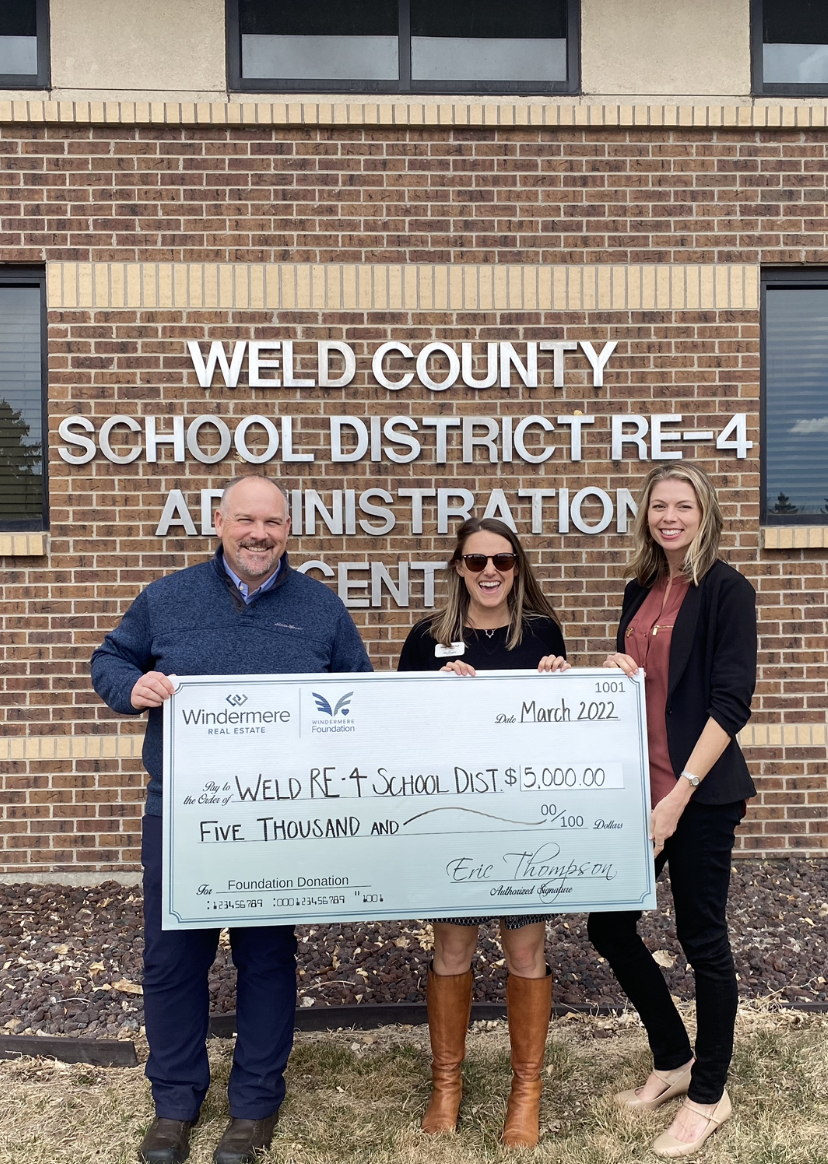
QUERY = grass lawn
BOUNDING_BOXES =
[0,1007,825,1163]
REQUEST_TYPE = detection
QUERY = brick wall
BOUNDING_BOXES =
[1,124,828,266]
[1,123,827,870]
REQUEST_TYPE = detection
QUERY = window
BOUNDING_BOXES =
[0,272,47,531]
[752,0,828,94]
[762,270,828,524]
[0,0,49,89]
[227,0,579,94]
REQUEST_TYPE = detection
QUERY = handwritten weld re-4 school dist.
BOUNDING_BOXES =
[161,670,655,929]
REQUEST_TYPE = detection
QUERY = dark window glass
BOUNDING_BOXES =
[0,0,36,76]
[0,0,47,87]
[240,0,399,82]
[411,0,567,82]
[239,0,397,37]
[0,284,45,530]
[764,283,828,521]
[230,0,579,93]
[410,0,566,40]
[763,0,828,44]
[757,0,828,88]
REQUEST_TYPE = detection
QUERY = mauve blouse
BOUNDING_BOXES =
[624,575,690,808]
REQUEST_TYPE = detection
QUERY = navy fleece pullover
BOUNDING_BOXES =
[90,550,372,815]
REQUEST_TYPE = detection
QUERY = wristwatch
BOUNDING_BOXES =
[680,769,700,787]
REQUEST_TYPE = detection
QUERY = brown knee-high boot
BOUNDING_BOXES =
[502,968,553,1148]
[421,965,474,1134]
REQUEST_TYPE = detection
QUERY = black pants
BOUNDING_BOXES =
[588,799,742,1105]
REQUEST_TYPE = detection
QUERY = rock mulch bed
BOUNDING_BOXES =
[0,859,825,1038]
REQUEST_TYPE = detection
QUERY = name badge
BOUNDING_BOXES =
[435,641,466,658]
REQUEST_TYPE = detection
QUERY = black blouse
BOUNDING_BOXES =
[397,615,566,673]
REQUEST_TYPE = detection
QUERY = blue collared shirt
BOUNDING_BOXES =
[223,557,281,605]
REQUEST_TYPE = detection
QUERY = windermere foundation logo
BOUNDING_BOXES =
[310,690,356,735]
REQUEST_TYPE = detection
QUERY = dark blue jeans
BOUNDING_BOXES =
[587,800,743,1105]
[142,815,298,1121]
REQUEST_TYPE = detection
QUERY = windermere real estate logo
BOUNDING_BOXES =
[180,695,292,737]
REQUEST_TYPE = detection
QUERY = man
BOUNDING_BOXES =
[91,475,372,1164]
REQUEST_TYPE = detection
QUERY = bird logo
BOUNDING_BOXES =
[312,691,354,718]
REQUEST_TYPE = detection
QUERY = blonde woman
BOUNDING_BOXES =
[590,464,756,1159]
[397,517,568,1148]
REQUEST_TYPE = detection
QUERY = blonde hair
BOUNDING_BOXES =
[430,518,561,651]
[627,463,723,587]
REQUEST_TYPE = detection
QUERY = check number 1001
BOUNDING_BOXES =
[519,764,624,791]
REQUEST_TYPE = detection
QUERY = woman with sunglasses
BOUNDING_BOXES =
[397,517,568,1148]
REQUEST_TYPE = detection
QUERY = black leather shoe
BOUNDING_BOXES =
[213,1114,279,1163]
[138,1117,194,1163]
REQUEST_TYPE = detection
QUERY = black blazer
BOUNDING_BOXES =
[617,559,757,805]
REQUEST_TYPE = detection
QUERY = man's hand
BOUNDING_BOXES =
[131,671,176,710]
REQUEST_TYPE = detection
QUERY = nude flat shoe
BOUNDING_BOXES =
[651,1090,732,1158]
[613,1064,693,1112]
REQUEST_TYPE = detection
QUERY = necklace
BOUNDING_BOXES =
[467,623,499,639]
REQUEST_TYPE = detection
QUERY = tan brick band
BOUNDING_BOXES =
[762,527,828,550]
[46,261,760,314]
[0,525,801,561]
[740,723,828,749]
[0,533,46,557]
[4,724,824,761]
[4,98,828,131]
[2,735,143,761]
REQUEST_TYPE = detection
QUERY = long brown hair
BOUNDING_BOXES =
[430,518,561,650]
[627,463,723,586]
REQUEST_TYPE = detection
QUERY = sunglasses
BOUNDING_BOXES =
[458,552,518,573]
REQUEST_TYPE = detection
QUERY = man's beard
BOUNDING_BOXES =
[237,541,278,577]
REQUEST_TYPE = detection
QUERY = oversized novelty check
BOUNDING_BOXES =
[161,669,655,928]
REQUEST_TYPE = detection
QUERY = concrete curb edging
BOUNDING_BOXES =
[0,1034,139,1066]
[0,1001,823,1068]
[208,999,828,1036]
